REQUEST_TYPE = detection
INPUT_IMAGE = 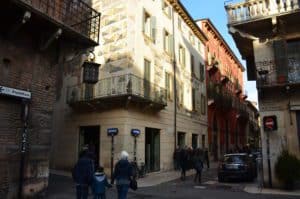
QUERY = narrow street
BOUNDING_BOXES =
[47,167,299,199]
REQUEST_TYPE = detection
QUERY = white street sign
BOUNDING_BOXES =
[0,85,31,99]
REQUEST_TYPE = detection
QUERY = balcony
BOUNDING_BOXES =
[207,82,233,111]
[1,0,100,46]
[67,74,167,111]
[226,0,300,25]
[233,98,250,120]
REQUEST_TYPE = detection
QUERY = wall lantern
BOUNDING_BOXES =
[82,61,100,84]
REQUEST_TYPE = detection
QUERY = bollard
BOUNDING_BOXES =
[256,156,263,188]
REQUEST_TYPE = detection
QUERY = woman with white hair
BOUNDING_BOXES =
[111,150,133,199]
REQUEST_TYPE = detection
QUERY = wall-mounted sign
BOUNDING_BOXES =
[131,129,141,136]
[107,128,118,136]
[0,85,31,99]
[263,115,278,131]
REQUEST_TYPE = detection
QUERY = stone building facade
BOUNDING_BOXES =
[51,0,208,175]
[0,0,100,198]
[197,19,256,160]
[226,0,300,187]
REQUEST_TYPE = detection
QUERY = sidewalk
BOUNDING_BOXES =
[138,162,218,187]
[244,184,300,196]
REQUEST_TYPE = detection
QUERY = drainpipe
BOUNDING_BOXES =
[171,6,177,150]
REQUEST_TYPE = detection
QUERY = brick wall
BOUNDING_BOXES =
[0,32,69,197]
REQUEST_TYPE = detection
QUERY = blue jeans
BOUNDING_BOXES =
[94,193,106,199]
[117,184,129,199]
[76,184,89,199]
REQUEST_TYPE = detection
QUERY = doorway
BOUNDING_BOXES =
[145,127,160,172]
[192,134,198,149]
[297,111,300,150]
[213,115,218,160]
[177,132,186,148]
[79,126,100,167]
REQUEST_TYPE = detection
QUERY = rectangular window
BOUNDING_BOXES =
[143,10,156,42]
[163,29,173,54]
[178,17,182,31]
[165,72,172,100]
[192,88,196,111]
[199,63,205,82]
[191,55,195,76]
[201,94,206,115]
[178,83,184,106]
[179,45,186,67]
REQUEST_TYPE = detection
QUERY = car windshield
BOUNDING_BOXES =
[224,155,246,164]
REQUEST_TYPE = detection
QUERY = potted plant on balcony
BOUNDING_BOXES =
[275,150,300,190]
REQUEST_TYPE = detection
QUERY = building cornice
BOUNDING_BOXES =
[168,0,208,44]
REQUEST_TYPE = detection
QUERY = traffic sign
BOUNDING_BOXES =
[107,128,118,136]
[131,129,141,136]
[263,115,277,131]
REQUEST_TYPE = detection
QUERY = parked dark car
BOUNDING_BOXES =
[218,153,256,182]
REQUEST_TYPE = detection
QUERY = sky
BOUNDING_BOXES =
[180,0,258,105]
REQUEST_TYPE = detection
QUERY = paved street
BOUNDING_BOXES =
[47,168,299,199]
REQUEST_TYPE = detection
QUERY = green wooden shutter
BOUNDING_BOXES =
[151,16,156,43]
[273,40,288,83]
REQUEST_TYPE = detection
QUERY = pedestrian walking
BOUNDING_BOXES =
[111,151,133,199]
[204,149,210,169]
[193,149,204,183]
[72,149,95,199]
[179,146,188,180]
[91,166,112,199]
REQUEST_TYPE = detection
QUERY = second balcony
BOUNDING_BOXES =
[67,74,167,111]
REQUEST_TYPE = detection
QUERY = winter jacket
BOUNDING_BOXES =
[111,159,133,185]
[91,172,112,194]
[72,155,94,185]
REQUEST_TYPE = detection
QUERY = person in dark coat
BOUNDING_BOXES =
[179,146,188,180]
[111,151,133,199]
[73,149,95,199]
[193,149,204,183]
[91,166,112,199]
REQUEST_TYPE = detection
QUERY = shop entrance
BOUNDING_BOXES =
[79,126,100,167]
[145,127,160,172]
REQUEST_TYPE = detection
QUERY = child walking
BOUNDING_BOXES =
[92,166,112,199]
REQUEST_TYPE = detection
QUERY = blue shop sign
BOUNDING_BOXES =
[131,129,141,136]
[107,128,118,136]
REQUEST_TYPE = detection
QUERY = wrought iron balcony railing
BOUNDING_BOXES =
[207,82,233,110]
[67,74,167,107]
[225,0,300,25]
[14,0,100,43]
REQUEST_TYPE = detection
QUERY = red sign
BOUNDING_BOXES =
[263,116,277,131]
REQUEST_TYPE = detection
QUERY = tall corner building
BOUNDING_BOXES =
[51,0,208,175]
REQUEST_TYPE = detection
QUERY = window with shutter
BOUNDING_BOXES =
[179,45,186,67]
[273,40,288,83]
[200,63,205,82]
[191,55,195,76]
